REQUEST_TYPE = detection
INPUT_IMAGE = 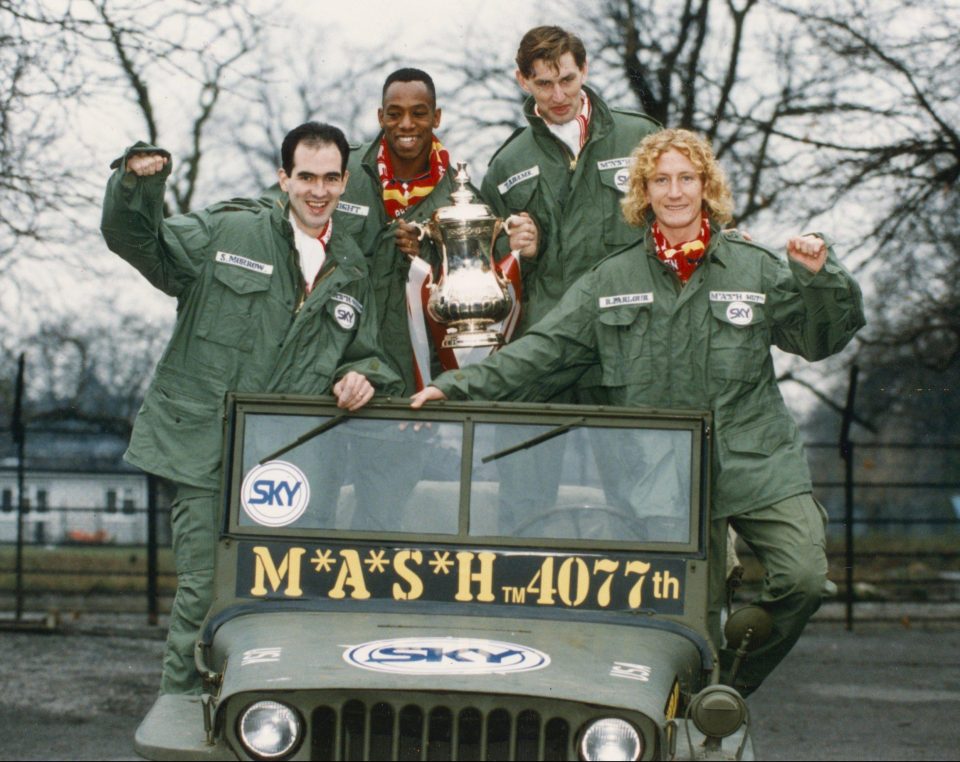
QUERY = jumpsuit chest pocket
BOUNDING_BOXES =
[333,208,370,243]
[498,167,541,213]
[598,165,635,247]
[708,298,768,382]
[596,301,652,387]
[196,261,272,352]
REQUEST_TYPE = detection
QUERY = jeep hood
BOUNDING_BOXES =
[211,609,708,719]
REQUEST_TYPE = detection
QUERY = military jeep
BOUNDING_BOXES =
[135,394,767,760]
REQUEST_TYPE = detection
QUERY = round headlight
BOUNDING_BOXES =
[579,718,643,761]
[238,700,302,759]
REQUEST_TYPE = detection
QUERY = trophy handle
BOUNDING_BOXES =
[408,221,428,241]
[501,215,524,262]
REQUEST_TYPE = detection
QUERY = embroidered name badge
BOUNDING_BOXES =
[336,201,370,217]
[709,291,766,304]
[332,292,363,312]
[497,166,540,195]
[597,157,631,171]
[215,251,274,275]
[599,293,654,309]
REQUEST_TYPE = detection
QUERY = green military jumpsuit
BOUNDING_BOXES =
[480,84,660,342]
[101,143,401,693]
[478,85,661,522]
[430,225,866,693]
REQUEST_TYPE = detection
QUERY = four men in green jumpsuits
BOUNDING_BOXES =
[102,25,864,697]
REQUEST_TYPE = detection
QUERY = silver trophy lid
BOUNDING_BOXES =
[434,162,497,224]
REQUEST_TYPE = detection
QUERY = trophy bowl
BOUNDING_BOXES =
[415,162,515,348]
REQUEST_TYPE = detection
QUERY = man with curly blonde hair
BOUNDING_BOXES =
[621,128,734,229]
[414,128,865,695]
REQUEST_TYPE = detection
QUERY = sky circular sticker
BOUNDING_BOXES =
[614,167,631,191]
[334,303,357,329]
[726,301,753,325]
[241,460,310,527]
[343,637,551,675]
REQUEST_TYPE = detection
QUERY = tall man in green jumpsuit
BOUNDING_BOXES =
[101,122,401,694]
[477,27,661,524]
[413,129,866,695]
[482,25,660,347]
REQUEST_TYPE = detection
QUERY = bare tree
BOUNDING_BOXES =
[436,1,841,228]
[1,306,168,435]
[0,0,273,430]
[227,37,399,191]
[0,2,88,276]
[0,0,269,251]
[763,1,960,428]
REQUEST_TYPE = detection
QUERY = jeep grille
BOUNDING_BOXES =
[311,699,571,761]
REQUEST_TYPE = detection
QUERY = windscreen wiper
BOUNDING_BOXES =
[258,412,350,464]
[480,417,585,464]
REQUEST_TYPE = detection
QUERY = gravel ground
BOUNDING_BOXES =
[1,605,958,760]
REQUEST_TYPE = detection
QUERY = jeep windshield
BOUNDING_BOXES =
[227,397,706,551]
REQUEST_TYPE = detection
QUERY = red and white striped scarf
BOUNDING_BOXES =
[290,217,333,295]
[536,91,592,156]
[652,211,711,284]
[377,135,450,219]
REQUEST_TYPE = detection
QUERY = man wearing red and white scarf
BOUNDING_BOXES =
[480,25,660,398]
[334,68,538,396]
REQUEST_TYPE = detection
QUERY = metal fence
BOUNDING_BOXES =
[808,439,960,625]
[2,445,959,626]
[0,475,174,623]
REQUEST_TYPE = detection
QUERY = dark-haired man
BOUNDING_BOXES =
[101,122,400,694]
[482,26,660,352]
[335,68,537,394]
[471,27,662,529]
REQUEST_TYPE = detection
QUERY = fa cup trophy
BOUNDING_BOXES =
[413,162,516,348]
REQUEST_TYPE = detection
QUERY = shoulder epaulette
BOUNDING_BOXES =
[207,197,267,214]
[719,229,779,258]
[610,108,662,130]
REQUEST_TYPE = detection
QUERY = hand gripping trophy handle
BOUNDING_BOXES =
[412,162,516,349]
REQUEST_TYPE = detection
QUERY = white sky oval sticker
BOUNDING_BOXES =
[343,637,550,675]
[241,460,310,527]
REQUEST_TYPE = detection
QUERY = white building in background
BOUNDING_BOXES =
[0,424,161,547]
[0,466,149,545]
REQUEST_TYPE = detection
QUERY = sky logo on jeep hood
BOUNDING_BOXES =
[343,637,550,675]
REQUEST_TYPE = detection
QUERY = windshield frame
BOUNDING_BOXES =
[222,394,711,555]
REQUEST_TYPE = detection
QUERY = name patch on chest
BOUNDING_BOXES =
[597,157,632,170]
[497,166,540,195]
[215,251,274,275]
[332,292,363,313]
[709,291,766,304]
[599,293,654,308]
[336,201,370,217]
